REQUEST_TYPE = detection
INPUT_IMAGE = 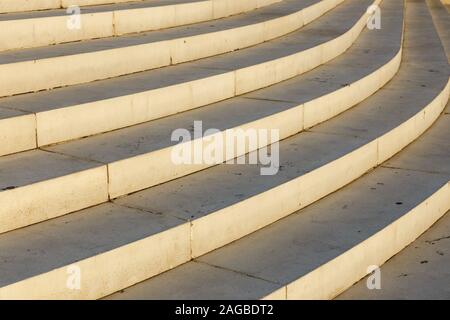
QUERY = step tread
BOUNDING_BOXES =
[0,0,283,52]
[0,150,101,190]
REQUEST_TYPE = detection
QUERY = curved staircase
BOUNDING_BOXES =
[0,0,448,299]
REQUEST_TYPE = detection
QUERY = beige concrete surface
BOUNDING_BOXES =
[0,0,342,97]
[0,0,281,51]
[0,150,108,234]
[0,0,61,13]
[0,0,374,150]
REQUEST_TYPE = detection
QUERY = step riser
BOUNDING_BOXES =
[0,0,343,98]
[0,0,282,51]
[107,46,402,199]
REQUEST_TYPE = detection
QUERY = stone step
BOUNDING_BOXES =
[0,0,375,155]
[1,0,449,300]
[0,0,403,234]
[0,0,344,98]
[0,0,281,51]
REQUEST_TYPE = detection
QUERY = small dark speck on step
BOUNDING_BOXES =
[420,260,428,264]
[2,186,16,190]
[396,202,403,205]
